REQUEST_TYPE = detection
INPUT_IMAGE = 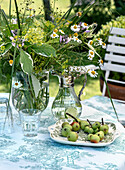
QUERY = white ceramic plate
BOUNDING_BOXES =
[48,119,121,147]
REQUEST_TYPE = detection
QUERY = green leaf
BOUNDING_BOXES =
[0,43,12,56]
[20,49,33,74]
[1,9,12,36]
[32,44,56,57]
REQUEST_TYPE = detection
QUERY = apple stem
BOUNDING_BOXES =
[87,119,92,127]
[102,118,104,125]
[65,113,78,122]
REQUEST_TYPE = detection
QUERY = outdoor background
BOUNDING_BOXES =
[0,0,124,100]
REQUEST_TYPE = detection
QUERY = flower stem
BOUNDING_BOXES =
[14,0,21,34]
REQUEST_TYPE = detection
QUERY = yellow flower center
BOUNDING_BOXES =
[74,33,78,37]
[54,29,58,33]
[53,34,56,37]
[18,44,22,47]
[101,60,103,64]
[89,55,92,58]
[74,25,77,29]
[102,42,105,46]
[15,82,18,86]
[9,60,13,65]
[90,51,94,55]
[90,41,93,45]
[14,36,18,39]
[84,23,87,26]
[98,38,100,40]
[29,14,32,17]
[91,71,95,75]
[77,12,82,16]
[75,38,78,40]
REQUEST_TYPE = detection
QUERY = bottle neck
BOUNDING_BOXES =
[59,75,74,88]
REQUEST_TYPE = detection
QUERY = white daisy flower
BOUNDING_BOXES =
[81,22,88,29]
[88,69,98,78]
[59,30,65,34]
[71,24,80,32]
[76,12,82,17]
[27,14,35,18]
[102,42,106,49]
[88,40,93,46]
[50,32,59,38]
[12,81,22,89]
[72,37,82,43]
[98,59,103,66]
[89,50,95,57]
[88,55,94,60]
[11,18,17,24]
[74,33,78,37]
[96,38,102,45]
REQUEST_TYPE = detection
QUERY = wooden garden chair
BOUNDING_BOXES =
[102,27,125,102]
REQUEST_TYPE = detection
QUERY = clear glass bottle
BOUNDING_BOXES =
[51,75,82,120]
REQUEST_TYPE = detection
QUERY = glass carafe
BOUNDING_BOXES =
[51,75,85,120]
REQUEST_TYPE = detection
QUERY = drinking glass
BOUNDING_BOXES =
[19,109,41,137]
[0,98,13,135]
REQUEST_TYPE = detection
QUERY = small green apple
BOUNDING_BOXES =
[64,124,72,130]
[61,127,71,137]
[62,122,69,128]
[100,125,109,135]
[84,126,90,133]
[88,127,94,134]
[80,120,89,130]
[67,131,78,142]
[87,134,93,141]
[92,122,100,129]
[71,122,80,131]
[90,134,100,143]
[96,131,104,141]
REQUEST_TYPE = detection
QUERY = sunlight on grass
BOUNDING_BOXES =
[0,84,10,93]
[49,77,102,100]
[0,78,102,99]
[0,0,70,15]
[74,79,102,100]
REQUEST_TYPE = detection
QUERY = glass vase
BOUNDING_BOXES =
[11,71,49,112]
[51,75,83,120]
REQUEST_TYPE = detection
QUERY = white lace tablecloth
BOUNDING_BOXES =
[0,93,125,170]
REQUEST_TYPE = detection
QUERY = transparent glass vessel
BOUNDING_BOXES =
[51,75,83,120]
[11,71,49,112]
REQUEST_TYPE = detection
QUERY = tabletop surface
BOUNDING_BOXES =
[0,93,125,170]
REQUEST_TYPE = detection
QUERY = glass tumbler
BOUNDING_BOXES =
[20,109,41,137]
[0,98,13,135]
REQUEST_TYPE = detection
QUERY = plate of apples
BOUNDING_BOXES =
[48,113,120,147]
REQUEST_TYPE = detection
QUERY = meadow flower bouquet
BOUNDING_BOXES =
[0,0,106,112]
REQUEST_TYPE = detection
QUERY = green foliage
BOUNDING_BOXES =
[97,15,125,40]
[20,49,33,74]
[72,0,116,32]
[32,44,56,57]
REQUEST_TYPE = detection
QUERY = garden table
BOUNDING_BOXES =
[0,93,125,170]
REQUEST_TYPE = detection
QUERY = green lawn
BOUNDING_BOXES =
[49,76,102,100]
[0,77,102,100]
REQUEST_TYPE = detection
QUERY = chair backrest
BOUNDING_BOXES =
[102,27,125,99]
